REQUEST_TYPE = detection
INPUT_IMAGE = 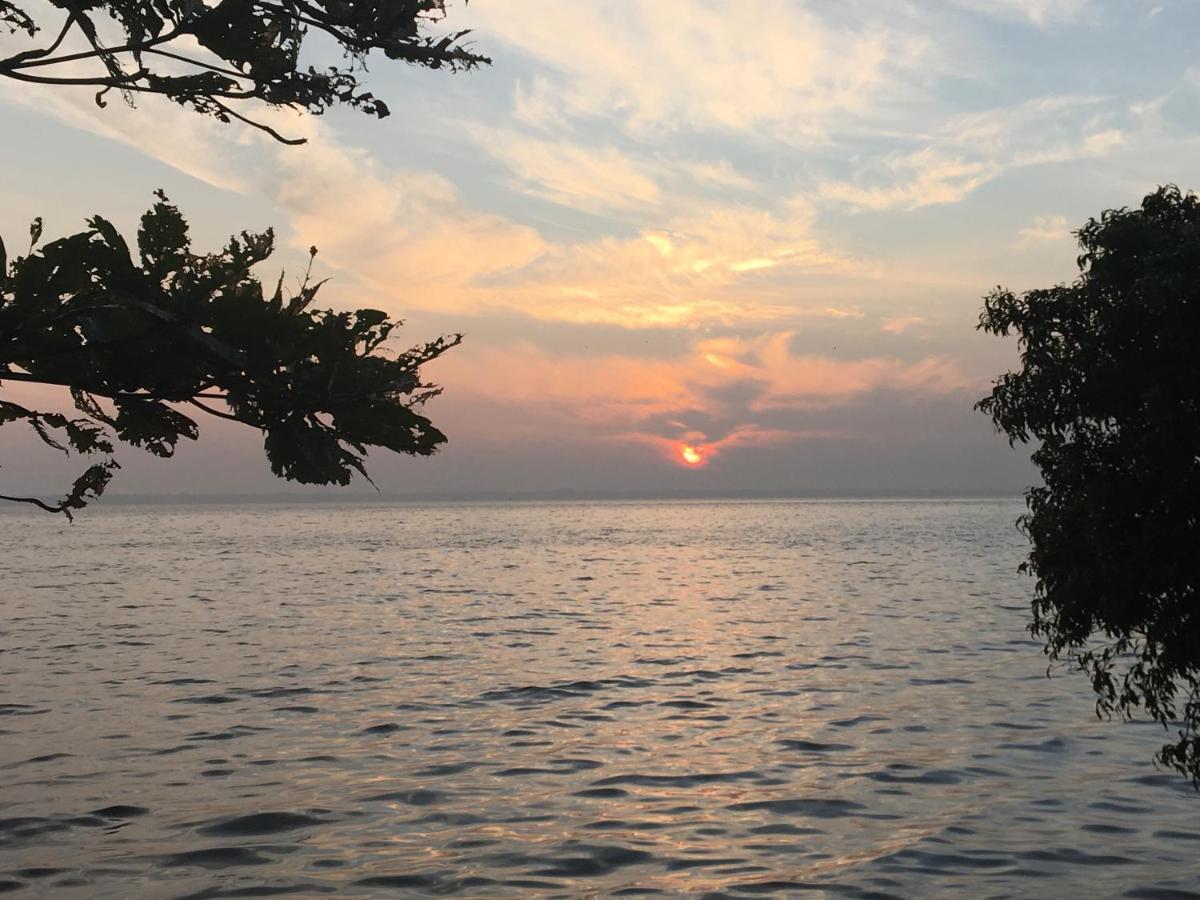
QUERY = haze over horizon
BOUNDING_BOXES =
[4,0,1198,498]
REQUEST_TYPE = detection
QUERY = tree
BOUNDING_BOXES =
[0,0,488,143]
[1,0,486,513]
[1,193,460,518]
[977,185,1200,784]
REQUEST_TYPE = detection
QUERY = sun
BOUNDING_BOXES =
[679,445,704,466]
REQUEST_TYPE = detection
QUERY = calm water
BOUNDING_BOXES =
[1,500,1196,898]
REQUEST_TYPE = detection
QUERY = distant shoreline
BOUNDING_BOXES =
[3,489,1026,507]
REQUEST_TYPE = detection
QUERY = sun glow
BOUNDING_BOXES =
[679,445,705,466]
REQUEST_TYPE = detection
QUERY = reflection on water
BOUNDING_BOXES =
[0,500,1196,897]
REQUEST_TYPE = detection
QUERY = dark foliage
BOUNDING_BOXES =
[0,193,460,518]
[978,185,1200,784]
[0,0,487,142]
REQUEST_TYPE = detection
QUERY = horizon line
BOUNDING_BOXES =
[4,488,1028,507]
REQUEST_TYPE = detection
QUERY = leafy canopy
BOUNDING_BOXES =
[0,193,460,517]
[978,185,1200,784]
[0,0,487,142]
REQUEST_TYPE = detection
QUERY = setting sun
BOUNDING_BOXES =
[679,445,704,466]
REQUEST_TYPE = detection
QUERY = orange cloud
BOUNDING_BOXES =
[433,331,975,467]
[265,133,861,330]
[622,425,832,470]
[881,315,927,334]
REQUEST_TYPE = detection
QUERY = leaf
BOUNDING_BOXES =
[27,413,69,454]
[0,399,33,425]
[0,0,37,36]
[263,415,354,485]
[57,460,119,521]
[138,191,191,280]
[70,388,116,426]
[88,214,133,262]
[63,419,114,455]
[112,398,198,457]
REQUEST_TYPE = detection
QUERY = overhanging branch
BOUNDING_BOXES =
[0,492,66,513]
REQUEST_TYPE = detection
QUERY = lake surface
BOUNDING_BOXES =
[1,499,1197,898]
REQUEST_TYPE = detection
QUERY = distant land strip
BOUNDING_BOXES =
[3,489,1026,506]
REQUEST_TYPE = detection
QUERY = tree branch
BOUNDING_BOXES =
[211,98,306,144]
[143,47,249,81]
[0,493,66,514]
[0,369,228,402]
[1,25,183,70]
[0,67,148,87]
[188,397,249,423]
[1,12,76,67]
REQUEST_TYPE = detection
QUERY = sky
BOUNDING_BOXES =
[3,0,1200,498]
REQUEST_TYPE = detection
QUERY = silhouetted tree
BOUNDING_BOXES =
[978,185,1200,784]
[0,0,487,143]
[1,193,459,518]
[1,1,486,513]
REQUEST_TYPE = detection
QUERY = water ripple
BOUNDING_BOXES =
[0,499,1196,897]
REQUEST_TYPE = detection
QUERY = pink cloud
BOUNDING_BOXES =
[432,330,976,469]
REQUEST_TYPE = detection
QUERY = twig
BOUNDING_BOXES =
[1,13,77,67]
[211,99,306,145]
[0,493,65,514]
[187,397,247,422]
[143,47,249,81]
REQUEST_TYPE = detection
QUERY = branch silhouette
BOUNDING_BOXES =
[0,0,489,143]
[1,193,462,518]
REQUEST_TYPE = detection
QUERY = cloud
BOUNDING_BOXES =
[286,143,859,328]
[1017,214,1071,243]
[462,0,928,141]
[269,137,548,305]
[512,76,572,131]
[881,315,927,334]
[468,127,758,221]
[474,197,860,327]
[671,159,757,192]
[1081,129,1125,156]
[266,131,861,328]
[435,331,974,466]
[0,25,325,192]
[0,85,548,323]
[0,80,262,193]
[2,76,866,330]
[818,95,1129,210]
[945,0,1091,25]
[468,128,661,214]
[819,151,1000,211]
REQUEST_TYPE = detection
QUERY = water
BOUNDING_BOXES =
[0,499,1196,898]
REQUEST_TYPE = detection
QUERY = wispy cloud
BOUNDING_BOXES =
[0,81,262,193]
[819,151,1000,211]
[1017,214,1071,243]
[818,95,1129,210]
[881,315,928,335]
[945,0,1091,25]
[468,129,661,215]
[270,138,549,309]
[461,0,929,141]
